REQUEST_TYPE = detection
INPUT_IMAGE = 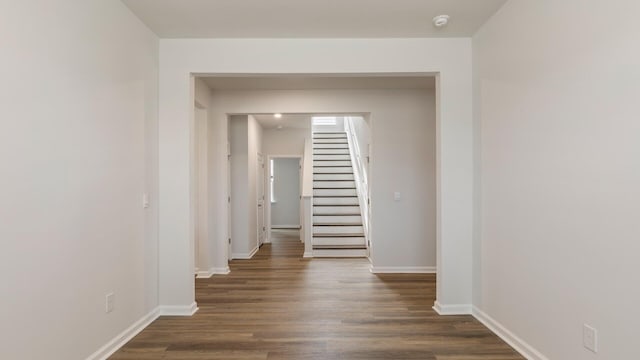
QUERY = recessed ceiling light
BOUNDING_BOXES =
[433,15,450,28]
[274,113,282,119]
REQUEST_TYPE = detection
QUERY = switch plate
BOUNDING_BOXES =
[393,192,401,201]
[105,293,115,313]
[583,324,598,353]
[142,193,150,209]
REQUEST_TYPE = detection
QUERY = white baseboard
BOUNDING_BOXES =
[370,266,436,274]
[85,308,160,360]
[196,266,230,278]
[231,246,259,260]
[271,225,301,229]
[158,302,199,316]
[303,251,313,258]
[432,301,472,315]
[472,306,549,360]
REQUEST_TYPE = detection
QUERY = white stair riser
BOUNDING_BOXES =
[313,133,347,138]
[314,173,354,181]
[314,189,357,196]
[314,160,351,167]
[313,181,355,188]
[313,139,348,144]
[314,167,353,174]
[313,237,366,246]
[313,225,364,235]
[314,155,351,161]
[312,249,367,257]
[314,215,362,224]
[313,149,350,155]
[313,197,359,205]
[314,206,361,215]
[314,144,349,149]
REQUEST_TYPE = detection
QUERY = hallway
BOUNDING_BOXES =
[110,232,522,360]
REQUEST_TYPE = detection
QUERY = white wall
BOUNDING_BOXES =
[263,127,311,156]
[271,158,301,227]
[229,116,250,256]
[473,0,640,359]
[247,115,263,254]
[159,38,473,311]
[0,1,159,359]
[210,89,436,271]
[349,116,371,181]
[228,115,263,258]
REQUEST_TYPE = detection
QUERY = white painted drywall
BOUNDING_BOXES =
[229,116,250,256]
[271,158,301,227]
[349,116,371,181]
[194,105,209,273]
[247,115,263,254]
[0,1,159,359]
[209,88,436,270]
[473,0,640,358]
[263,128,311,156]
[159,38,473,311]
[228,115,264,257]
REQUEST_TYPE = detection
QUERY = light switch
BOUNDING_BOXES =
[142,193,150,209]
[394,192,401,201]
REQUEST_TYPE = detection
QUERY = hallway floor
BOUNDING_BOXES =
[110,232,523,359]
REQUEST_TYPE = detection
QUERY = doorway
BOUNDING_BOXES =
[268,156,302,242]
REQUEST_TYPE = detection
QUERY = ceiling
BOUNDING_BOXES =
[121,0,507,38]
[202,75,435,91]
[252,114,311,130]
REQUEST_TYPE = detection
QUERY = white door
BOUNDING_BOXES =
[257,154,266,246]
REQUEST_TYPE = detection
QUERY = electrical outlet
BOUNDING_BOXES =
[583,324,598,353]
[105,293,115,313]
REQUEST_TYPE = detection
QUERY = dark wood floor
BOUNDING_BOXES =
[110,231,523,360]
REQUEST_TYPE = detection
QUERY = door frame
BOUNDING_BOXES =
[266,155,303,243]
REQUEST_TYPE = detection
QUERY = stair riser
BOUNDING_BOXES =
[314,206,361,215]
[313,181,355,188]
[313,225,364,235]
[313,133,347,138]
[314,189,357,196]
[314,174,354,181]
[313,149,350,155]
[314,144,349,149]
[313,139,348,144]
[312,249,367,258]
[313,237,366,246]
[313,215,362,224]
[314,160,351,167]
[314,167,353,174]
[314,155,351,161]
[313,197,359,205]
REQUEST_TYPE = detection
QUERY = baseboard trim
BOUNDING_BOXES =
[303,251,313,258]
[271,225,301,229]
[158,302,199,316]
[231,246,259,260]
[196,266,230,278]
[432,301,472,315]
[370,266,436,274]
[472,306,549,360]
[85,308,159,360]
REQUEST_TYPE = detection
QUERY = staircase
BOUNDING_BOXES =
[312,132,367,257]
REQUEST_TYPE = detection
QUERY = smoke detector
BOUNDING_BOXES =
[433,15,450,28]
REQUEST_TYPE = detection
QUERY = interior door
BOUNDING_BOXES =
[227,140,232,260]
[257,153,266,246]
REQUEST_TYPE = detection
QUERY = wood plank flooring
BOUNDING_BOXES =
[110,231,523,360]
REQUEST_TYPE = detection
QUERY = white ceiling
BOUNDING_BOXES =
[121,0,507,38]
[252,114,311,130]
[202,75,435,91]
